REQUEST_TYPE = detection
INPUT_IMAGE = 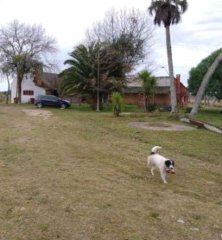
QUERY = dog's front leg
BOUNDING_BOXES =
[160,170,167,184]
[151,167,155,176]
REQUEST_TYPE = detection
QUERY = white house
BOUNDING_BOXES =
[11,71,60,103]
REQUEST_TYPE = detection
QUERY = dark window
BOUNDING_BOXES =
[23,90,34,96]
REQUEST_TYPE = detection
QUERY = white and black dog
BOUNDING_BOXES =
[147,146,175,184]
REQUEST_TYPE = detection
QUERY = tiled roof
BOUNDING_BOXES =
[41,72,60,89]
[34,71,60,89]
[126,75,171,88]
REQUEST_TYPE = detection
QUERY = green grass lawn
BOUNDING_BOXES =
[0,105,221,240]
[71,103,145,113]
[194,108,222,128]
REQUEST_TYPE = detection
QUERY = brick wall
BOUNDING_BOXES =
[123,75,189,108]
[123,93,171,107]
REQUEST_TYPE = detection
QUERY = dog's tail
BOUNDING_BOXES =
[151,146,162,154]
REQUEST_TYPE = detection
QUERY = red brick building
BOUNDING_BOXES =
[123,74,189,108]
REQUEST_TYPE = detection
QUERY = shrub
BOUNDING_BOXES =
[147,103,157,112]
[111,92,123,117]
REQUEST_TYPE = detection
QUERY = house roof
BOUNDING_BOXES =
[41,72,60,89]
[156,77,171,87]
[126,75,171,88]
[34,71,61,89]
[124,75,171,94]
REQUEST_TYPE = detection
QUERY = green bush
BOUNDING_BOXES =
[111,92,123,117]
[147,103,157,112]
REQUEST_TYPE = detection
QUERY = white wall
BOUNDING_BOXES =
[11,75,46,103]
[11,79,17,103]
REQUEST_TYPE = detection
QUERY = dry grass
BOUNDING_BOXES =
[0,105,221,240]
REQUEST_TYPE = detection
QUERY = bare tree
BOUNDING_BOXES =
[0,20,57,103]
[189,52,222,117]
[86,8,154,73]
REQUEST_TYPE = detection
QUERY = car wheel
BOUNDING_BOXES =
[37,103,43,108]
[60,103,66,109]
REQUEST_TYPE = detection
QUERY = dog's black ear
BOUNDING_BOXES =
[165,160,171,168]
[165,159,175,167]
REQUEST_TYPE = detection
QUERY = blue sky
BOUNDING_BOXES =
[0,0,221,90]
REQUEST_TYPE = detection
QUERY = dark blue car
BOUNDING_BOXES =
[35,95,71,109]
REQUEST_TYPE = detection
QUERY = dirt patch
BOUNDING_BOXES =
[129,122,195,131]
[22,109,53,119]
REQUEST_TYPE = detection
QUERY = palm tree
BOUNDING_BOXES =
[61,42,124,110]
[60,44,96,98]
[138,70,156,112]
[148,0,188,113]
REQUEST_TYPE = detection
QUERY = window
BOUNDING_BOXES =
[23,90,34,96]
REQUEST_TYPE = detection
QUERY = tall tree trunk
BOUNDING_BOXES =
[165,26,177,113]
[17,74,23,104]
[96,54,100,112]
[189,52,222,117]
[144,95,148,112]
[96,88,100,111]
